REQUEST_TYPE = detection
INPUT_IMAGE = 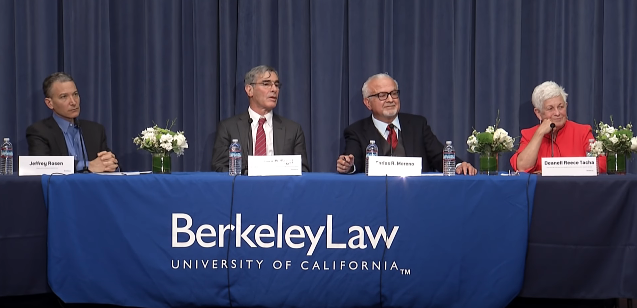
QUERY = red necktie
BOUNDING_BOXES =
[387,124,398,150]
[255,118,267,156]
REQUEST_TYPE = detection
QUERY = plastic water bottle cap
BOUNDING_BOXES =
[370,140,375,144]
[445,141,452,145]
[3,138,8,142]
[232,139,238,143]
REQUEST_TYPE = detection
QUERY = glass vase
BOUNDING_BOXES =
[606,152,626,175]
[479,152,499,175]
[152,153,171,174]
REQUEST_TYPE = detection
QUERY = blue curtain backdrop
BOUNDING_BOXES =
[1,0,636,173]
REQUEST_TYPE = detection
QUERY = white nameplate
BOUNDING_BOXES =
[367,156,422,176]
[541,157,597,176]
[248,155,302,176]
[19,156,75,176]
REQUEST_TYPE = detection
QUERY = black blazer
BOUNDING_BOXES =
[211,112,310,172]
[26,116,111,163]
[342,113,462,173]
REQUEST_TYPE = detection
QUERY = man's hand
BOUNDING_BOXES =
[455,162,477,175]
[88,151,119,173]
[336,154,355,174]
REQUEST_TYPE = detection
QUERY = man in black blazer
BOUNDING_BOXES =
[337,73,476,175]
[211,65,310,173]
[26,72,119,173]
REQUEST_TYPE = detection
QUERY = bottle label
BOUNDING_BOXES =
[443,153,455,160]
[1,150,11,157]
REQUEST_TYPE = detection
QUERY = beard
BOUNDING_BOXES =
[382,107,398,118]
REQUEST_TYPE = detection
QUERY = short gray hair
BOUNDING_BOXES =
[531,81,568,111]
[43,72,74,97]
[362,73,399,98]
[244,65,279,86]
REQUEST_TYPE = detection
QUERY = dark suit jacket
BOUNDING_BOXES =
[343,113,462,173]
[211,112,310,172]
[26,116,111,164]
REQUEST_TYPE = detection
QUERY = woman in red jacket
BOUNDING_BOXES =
[511,81,606,173]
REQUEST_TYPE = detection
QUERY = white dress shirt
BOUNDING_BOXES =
[371,115,401,142]
[248,107,274,156]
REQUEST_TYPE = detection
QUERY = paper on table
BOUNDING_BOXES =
[418,173,444,176]
[95,171,153,176]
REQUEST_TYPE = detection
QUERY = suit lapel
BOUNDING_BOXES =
[364,116,387,155]
[45,116,69,156]
[272,114,284,155]
[236,112,252,156]
[399,115,415,156]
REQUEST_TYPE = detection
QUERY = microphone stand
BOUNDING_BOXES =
[388,123,395,157]
[76,119,90,173]
[243,118,254,175]
[550,123,555,157]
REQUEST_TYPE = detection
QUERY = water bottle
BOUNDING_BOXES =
[365,140,378,175]
[442,141,455,176]
[1,138,13,175]
[228,139,242,176]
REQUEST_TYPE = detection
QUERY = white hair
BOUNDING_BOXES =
[361,73,399,98]
[531,81,568,111]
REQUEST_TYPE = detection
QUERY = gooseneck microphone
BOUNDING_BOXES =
[247,118,254,155]
[75,118,90,173]
[243,118,254,175]
[550,123,556,157]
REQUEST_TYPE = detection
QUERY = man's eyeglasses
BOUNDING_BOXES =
[367,90,400,100]
[250,81,281,89]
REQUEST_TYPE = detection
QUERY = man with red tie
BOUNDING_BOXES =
[211,65,310,173]
[336,73,476,175]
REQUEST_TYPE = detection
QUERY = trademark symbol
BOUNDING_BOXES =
[400,268,411,275]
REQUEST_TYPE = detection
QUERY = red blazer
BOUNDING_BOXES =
[510,120,607,173]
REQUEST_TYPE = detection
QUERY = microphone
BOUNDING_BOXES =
[247,118,254,155]
[550,123,556,157]
[243,118,254,175]
[75,118,90,173]
[388,123,395,157]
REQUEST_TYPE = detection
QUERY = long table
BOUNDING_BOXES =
[520,175,637,299]
[0,175,49,297]
[42,173,535,308]
[4,173,635,307]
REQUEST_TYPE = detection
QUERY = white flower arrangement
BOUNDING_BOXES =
[588,139,605,157]
[133,121,188,156]
[467,119,515,155]
[594,119,636,156]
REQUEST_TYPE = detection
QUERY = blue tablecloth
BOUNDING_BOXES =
[43,172,536,308]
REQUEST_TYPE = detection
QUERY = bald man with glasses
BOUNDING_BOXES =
[336,73,476,175]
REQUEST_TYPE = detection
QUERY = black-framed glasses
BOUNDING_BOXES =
[250,81,281,89]
[368,90,400,100]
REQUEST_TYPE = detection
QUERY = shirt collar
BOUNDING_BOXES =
[52,112,76,134]
[247,107,273,125]
[371,115,401,134]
